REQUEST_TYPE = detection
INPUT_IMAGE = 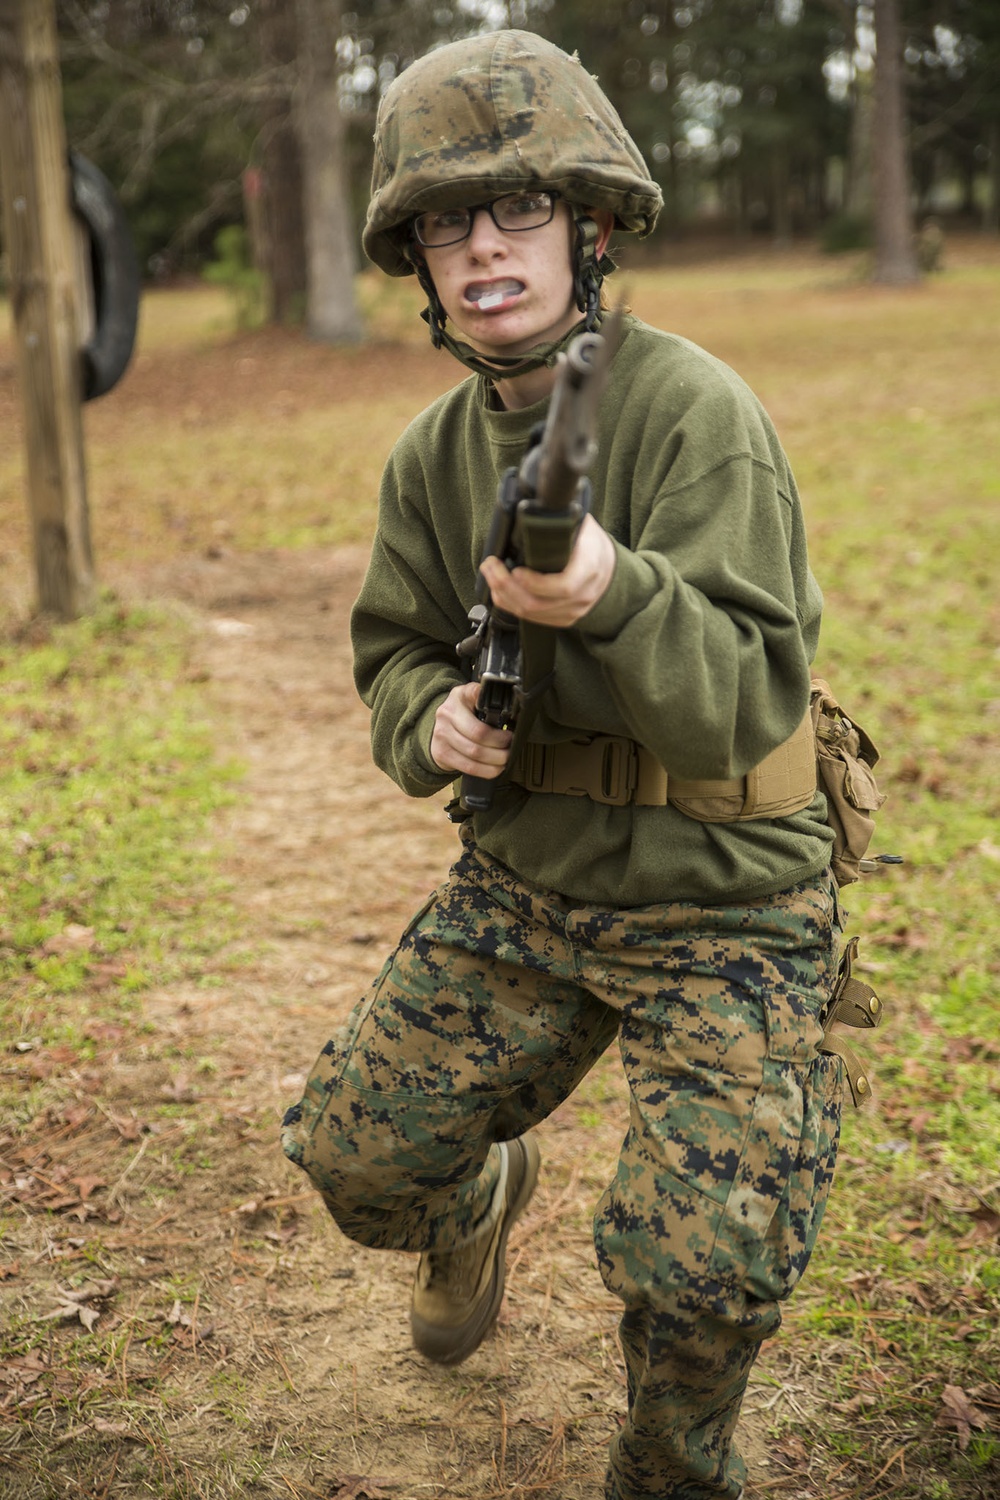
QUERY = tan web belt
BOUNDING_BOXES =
[508,715,816,819]
[509,735,738,808]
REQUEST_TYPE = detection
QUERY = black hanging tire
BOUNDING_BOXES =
[68,150,140,401]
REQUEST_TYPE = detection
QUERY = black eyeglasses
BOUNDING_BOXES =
[412,191,559,249]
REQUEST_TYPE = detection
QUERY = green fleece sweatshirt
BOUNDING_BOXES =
[351,316,833,906]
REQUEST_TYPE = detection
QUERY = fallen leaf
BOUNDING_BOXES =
[42,1300,101,1331]
[772,1434,810,1468]
[936,1383,988,1450]
[233,1198,264,1216]
[108,1111,144,1140]
[163,1300,214,1346]
[211,617,254,638]
[40,1277,118,1332]
[264,1220,301,1244]
[170,1323,214,1347]
[957,1207,1000,1246]
[0,1353,49,1387]
[56,1104,93,1131]
[832,1391,879,1413]
[71,1176,106,1203]
[63,1278,118,1302]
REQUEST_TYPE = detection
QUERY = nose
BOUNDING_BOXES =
[465,205,507,259]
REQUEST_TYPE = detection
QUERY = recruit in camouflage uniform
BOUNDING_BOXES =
[283,29,855,1500]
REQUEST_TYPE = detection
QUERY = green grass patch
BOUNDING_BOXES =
[0,594,240,1100]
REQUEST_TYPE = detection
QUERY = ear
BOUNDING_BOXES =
[591,209,615,258]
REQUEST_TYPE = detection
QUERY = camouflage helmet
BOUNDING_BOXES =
[363,29,662,278]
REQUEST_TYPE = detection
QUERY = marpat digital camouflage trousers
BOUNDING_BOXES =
[282,843,844,1500]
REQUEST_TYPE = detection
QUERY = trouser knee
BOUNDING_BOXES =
[282,1063,505,1251]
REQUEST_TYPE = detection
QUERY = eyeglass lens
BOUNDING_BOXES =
[414,192,556,248]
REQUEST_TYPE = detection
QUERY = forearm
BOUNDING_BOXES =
[573,539,811,778]
[365,657,461,796]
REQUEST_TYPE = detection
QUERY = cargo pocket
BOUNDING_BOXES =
[702,935,842,1296]
[711,934,843,1302]
[741,1049,843,1303]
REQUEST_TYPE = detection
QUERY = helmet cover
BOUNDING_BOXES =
[363,29,662,277]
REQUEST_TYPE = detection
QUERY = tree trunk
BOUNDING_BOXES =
[771,143,792,247]
[294,0,362,343]
[845,65,874,219]
[258,0,307,325]
[0,0,95,618]
[871,0,920,284]
[985,121,1000,235]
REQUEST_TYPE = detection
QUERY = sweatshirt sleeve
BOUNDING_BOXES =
[351,446,467,798]
[564,362,818,781]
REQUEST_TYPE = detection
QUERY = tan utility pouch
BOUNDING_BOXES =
[820,935,883,1106]
[810,677,886,887]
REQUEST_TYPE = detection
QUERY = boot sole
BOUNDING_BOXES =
[411,1134,541,1366]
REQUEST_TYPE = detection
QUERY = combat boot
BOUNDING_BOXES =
[411,1134,540,1365]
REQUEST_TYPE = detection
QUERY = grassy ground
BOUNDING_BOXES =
[1,238,999,1497]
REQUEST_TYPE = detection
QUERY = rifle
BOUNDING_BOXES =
[454,312,622,817]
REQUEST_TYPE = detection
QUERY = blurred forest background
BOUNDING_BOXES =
[34,0,1000,337]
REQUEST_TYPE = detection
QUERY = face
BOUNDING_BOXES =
[418,197,611,362]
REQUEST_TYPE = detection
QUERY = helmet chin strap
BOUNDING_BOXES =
[435,317,594,380]
[405,212,615,381]
[573,214,605,329]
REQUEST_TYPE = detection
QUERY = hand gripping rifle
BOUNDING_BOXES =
[454,312,622,818]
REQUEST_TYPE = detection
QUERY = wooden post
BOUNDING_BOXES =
[871,0,920,285]
[0,0,95,619]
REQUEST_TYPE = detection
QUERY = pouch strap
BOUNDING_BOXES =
[819,1033,874,1108]
[821,936,884,1032]
[819,935,883,1107]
